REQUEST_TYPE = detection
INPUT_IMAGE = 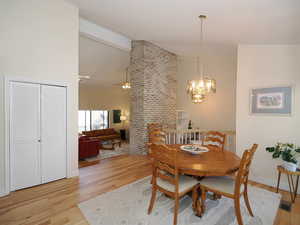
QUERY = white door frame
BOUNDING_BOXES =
[4,76,73,196]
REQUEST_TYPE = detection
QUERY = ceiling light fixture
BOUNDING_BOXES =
[122,67,131,89]
[187,15,216,103]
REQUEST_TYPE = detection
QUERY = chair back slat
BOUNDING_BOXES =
[202,131,226,150]
[151,144,176,168]
[148,123,163,131]
[157,161,176,174]
[147,124,166,154]
[149,130,167,144]
[234,144,258,195]
[147,123,163,139]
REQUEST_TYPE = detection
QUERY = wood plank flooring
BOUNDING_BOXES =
[0,155,299,225]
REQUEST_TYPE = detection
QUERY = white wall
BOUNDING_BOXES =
[236,45,300,192]
[79,84,130,130]
[79,35,130,87]
[177,46,237,130]
[0,0,79,195]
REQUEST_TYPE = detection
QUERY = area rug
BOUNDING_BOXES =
[85,143,130,161]
[78,177,281,225]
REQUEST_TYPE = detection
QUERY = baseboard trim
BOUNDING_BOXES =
[0,190,9,197]
[69,169,79,178]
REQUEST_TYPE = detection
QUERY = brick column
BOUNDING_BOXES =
[129,41,177,154]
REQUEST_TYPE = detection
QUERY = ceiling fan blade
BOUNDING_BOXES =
[78,75,91,79]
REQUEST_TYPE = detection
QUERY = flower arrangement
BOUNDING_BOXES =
[266,143,300,171]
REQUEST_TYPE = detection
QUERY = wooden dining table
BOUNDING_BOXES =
[167,144,241,176]
[166,144,241,216]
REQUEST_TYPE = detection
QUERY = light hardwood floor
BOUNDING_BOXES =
[0,155,299,225]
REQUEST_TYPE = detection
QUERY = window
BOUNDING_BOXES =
[78,110,90,132]
[78,110,109,132]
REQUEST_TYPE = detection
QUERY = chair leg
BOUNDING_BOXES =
[173,195,179,225]
[150,176,154,185]
[201,188,207,214]
[148,187,157,214]
[234,197,244,225]
[243,187,254,217]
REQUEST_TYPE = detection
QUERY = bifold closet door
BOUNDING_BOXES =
[10,82,41,190]
[41,85,67,183]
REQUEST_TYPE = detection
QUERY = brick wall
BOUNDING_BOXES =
[129,41,177,154]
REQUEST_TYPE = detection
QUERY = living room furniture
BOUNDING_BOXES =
[112,139,122,148]
[276,165,300,203]
[120,129,126,140]
[79,136,100,159]
[199,144,258,225]
[82,128,121,142]
[148,144,199,225]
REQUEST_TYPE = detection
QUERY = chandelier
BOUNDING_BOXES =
[187,15,216,103]
[122,67,131,89]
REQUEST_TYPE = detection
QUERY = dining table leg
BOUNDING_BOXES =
[192,185,202,217]
[213,193,222,200]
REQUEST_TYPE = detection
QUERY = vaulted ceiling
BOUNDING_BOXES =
[79,36,129,87]
[70,0,300,55]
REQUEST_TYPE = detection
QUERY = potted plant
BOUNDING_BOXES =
[266,143,300,171]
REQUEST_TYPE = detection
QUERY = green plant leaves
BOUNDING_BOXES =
[266,147,275,152]
[266,142,299,164]
[272,151,281,158]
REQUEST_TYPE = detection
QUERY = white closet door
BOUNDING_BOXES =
[10,82,41,190]
[41,85,67,183]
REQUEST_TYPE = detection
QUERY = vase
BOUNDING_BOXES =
[282,161,297,172]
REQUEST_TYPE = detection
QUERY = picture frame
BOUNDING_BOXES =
[250,86,293,115]
[113,109,121,123]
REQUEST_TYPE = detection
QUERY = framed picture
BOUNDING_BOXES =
[250,86,292,115]
[113,109,121,123]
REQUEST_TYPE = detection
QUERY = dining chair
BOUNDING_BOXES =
[147,123,164,149]
[147,123,163,135]
[148,144,200,225]
[149,130,167,144]
[147,126,167,156]
[199,144,258,225]
[202,131,226,151]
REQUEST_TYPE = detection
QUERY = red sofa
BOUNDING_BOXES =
[79,136,99,159]
[82,128,120,141]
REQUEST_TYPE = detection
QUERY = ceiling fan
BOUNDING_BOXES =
[112,67,131,89]
[78,75,91,82]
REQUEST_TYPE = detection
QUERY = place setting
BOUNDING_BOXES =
[180,144,209,155]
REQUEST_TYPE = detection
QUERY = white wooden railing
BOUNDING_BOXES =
[164,129,236,152]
